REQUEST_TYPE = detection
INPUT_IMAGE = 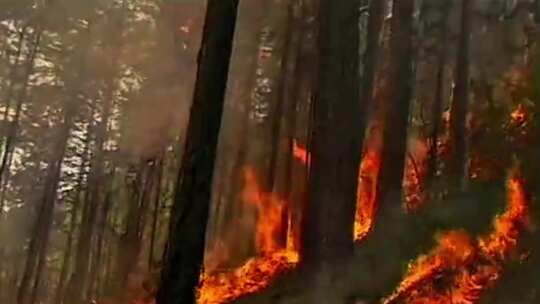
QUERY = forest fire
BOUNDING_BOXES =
[355,149,380,239]
[383,169,530,304]
[198,250,299,304]
[197,166,299,304]
[292,139,426,240]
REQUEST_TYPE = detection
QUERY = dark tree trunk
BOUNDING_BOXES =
[149,156,165,269]
[448,0,472,190]
[271,0,305,246]
[425,3,451,186]
[536,0,540,23]
[374,0,415,207]
[88,170,115,300]
[116,162,154,297]
[156,0,239,302]
[301,0,363,266]
[361,0,385,121]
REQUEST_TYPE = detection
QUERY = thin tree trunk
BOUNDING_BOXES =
[67,90,113,303]
[0,32,41,209]
[0,30,41,198]
[54,139,89,304]
[156,1,239,302]
[116,162,154,297]
[426,3,451,186]
[448,0,472,190]
[301,0,363,266]
[0,26,26,143]
[88,178,114,300]
[149,156,165,269]
[26,92,81,304]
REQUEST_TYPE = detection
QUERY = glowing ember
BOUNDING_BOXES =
[510,104,527,125]
[383,169,530,304]
[293,140,309,166]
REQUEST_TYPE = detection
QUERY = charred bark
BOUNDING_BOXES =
[448,0,472,190]
[361,0,385,123]
[375,0,415,206]
[156,0,239,302]
[301,0,363,265]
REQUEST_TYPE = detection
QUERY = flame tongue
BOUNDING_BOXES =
[198,250,299,304]
[384,170,529,304]
[198,166,299,304]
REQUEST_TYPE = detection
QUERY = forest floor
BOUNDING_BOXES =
[233,184,509,304]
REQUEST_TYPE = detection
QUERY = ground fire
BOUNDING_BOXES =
[197,138,428,303]
[383,169,530,304]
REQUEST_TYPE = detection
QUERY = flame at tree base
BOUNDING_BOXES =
[197,250,299,304]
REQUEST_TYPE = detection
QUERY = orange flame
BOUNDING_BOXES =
[241,167,286,254]
[510,104,527,125]
[384,169,529,304]
[198,167,299,304]
[198,250,298,304]
[293,139,426,240]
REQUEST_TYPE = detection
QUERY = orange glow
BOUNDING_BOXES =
[241,167,287,254]
[510,104,527,125]
[355,149,380,239]
[198,250,298,304]
[292,140,309,166]
[293,139,426,240]
[383,169,529,304]
[198,166,298,304]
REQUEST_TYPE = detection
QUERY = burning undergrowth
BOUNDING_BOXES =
[197,166,299,304]
[197,135,429,304]
[383,169,531,304]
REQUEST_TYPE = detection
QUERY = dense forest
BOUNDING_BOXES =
[0,0,540,303]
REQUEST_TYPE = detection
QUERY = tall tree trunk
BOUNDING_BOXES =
[149,156,165,269]
[426,3,451,186]
[67,88,113,303]
[0,26,25,294]
[54,136,89,304]
[271,0,305,246]
[448,0,472,190]
[361,0,385,121]
[14,32,47,304]
[116,162,154,298]
[156,0,239,302]
[22,88,80,304]
[0,26,26,139]
[374,0,415,208]
[301,0,363,266]
[0,26,26,142]
[0,30,41,196]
